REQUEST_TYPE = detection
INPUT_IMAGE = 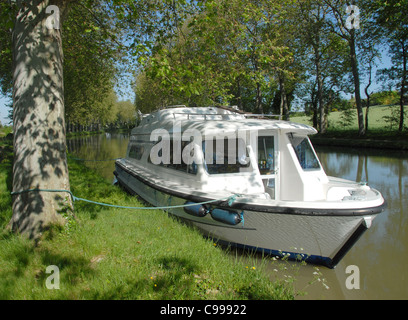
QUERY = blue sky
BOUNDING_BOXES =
[0,95,11,126]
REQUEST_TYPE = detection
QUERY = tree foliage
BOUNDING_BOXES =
[370,0,408,131]
[295,0,350,132]
[62,2,118,128]
[0,1,17,96]
[3,0,407,130]
[135,0,300,116]
[134,0,406,134]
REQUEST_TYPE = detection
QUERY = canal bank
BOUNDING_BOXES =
[310,131,408,151]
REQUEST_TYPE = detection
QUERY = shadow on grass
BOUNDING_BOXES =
[89,255,202,300]
[0,233,95,299]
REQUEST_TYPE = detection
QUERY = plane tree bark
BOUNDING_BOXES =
[9,0,73,240]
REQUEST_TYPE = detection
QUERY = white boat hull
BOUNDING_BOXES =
[115,161,382,268]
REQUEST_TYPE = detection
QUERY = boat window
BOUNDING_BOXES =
[257,136,275,175]
[288,134,320,170]
[148,140,197,175]
[128,144,144,160]
[202,138,250,174]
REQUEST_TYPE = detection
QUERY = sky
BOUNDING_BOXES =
[0,95,11,126]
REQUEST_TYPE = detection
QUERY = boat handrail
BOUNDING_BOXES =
[159,105,187,110]
[172,112,245,120]
[172,112,283,120]
[244,114,282,120]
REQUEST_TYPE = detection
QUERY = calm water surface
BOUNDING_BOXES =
[290,146,408,300]
[67,133,129,180]
[68,134,408,300]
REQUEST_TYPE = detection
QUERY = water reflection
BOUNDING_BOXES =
[261,147,408,300]
[67,134,408,299]
[67,133,129,181]
[312,146,408,299]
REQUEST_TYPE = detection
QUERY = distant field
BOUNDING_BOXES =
[290,105,403,131]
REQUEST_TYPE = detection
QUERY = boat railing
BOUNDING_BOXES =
[172,113,245,120]
[244,114,282,120]
[171,112,283,120]
[159,105,187,110]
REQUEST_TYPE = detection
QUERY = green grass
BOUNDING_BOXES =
[0,144,294,300]
[290,105,405,131]
[290,105,408,150]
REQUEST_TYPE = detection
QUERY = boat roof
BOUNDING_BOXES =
[133,106,317,136]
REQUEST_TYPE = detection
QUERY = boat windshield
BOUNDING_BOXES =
[288,134,320,170]
[202,138,251,174]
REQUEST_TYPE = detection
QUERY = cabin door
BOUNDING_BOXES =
[257,135,277,199]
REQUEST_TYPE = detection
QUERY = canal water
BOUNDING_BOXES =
[67,133,408,300]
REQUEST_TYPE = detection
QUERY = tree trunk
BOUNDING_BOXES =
[235,78,242,110]
[399,40,407,132]
[279,75,289,121]
[349,34,365,136]
[256,81,262,114]
[10,0,72,240]
[311,86,318,129]
[365,96,370,132]
[315,49,326,133]
[364,64,372,132]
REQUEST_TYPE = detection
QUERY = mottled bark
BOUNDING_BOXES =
[10,0,72,239]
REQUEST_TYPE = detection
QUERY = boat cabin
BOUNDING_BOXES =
[126,106,329,202]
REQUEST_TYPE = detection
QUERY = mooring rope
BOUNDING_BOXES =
[10,188,239,210]
[67,156,120,162]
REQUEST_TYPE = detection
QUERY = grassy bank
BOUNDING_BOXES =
[0,143,294,300]
[290,105,402,130]
[291,105,408,150]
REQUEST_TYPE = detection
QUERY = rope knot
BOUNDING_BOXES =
[227,194,239,206]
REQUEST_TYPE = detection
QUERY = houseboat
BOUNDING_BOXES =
[114,106,386,268]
